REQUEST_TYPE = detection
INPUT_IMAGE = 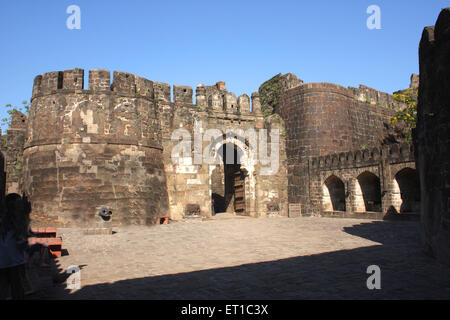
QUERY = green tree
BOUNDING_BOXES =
[2,100,29,128]
[389,88,418,142]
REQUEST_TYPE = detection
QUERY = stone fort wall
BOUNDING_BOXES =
[23,69,168,226]
[0,67,417,227]
[1,68,288,226]
[415,8,450,265]
[0,110,27,196]
[158,78,288,221]
[275,76,408,215]
[308,143,417,219]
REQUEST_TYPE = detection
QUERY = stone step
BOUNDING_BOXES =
[28,237,63,258]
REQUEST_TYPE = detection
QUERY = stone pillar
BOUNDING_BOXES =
[389,179,402,213]
[349,178,365,212]
[345,180,352,213]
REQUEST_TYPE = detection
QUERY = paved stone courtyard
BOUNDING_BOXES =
[26,215,450,300]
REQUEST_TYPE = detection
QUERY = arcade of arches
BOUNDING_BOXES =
[321,167,420,215]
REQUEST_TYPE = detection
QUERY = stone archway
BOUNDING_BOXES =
[212,142,248,215]
[393,168,421,213]
[356,171,382,212]
[322,175,346,212]
[208,131,257,216]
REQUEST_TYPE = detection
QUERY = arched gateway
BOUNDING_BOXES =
[209,134,255,216]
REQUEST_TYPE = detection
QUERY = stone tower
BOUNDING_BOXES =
[23,69,169,226]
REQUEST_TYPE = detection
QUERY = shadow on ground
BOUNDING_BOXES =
[28,220,450,300]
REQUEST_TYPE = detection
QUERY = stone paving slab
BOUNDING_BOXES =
[26,216,450,299]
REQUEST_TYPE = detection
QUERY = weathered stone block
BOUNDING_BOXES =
[415,8,450,266]
[174,85,193,104]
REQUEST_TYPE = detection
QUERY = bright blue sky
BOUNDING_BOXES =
[0,1,447,131]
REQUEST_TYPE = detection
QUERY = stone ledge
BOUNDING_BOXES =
[83,227,113,235]
[318,211,420,221]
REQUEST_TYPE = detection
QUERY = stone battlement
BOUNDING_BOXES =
[284,81,405,111]
[32,69,173,102]
[348,84,404,110]
[0,66,419,228]
[31,69,260,114]
[310,143,415,171]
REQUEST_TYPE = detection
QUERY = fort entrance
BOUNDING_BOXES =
[0,69,419,224]
[211,142,248,215]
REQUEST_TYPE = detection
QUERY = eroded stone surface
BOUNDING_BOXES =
[0,67,428,227]
[415,8,450,265]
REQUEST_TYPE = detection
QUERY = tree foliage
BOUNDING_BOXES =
[259,75,282,119]
[389,88,418,142]
[2,100,29,128]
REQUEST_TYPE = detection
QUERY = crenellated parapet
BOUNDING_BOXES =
[153,81,171,102]
[173,85,193,104]
[195,84,207,107]
[309,143,415,171]
[281,81,406,112]
[31,69,262,120]
[28,69,163,151]
[251,92,263,115]
[348,84,405,110]
[237,94,251,113]
[32,69,156,100]
[9,110,28,131]
[88,69,111,92]
[223,92,237,113]
[62,68,84,90]
[24,68,179,227]
[0,110,28,196]
[207,91,224,112]
[194,81,262,116]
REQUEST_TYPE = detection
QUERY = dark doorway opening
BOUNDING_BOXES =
[357,171,382,212]
[324,175,346,211]
[395,168,420,213]
[212,143,247,215]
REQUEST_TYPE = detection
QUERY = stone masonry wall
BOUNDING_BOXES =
[277,80,406,215]
[0,111,27,195]
[5,66,415,226]
[415,8,450,265]
[20,69,288,226]
[160,81,287,220]
[309,143,417,219]
[24,69,168,227]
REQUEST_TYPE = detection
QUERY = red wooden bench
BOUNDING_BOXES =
[29,228,62,258]
[157,216,170,225]
[31,227,57,238]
